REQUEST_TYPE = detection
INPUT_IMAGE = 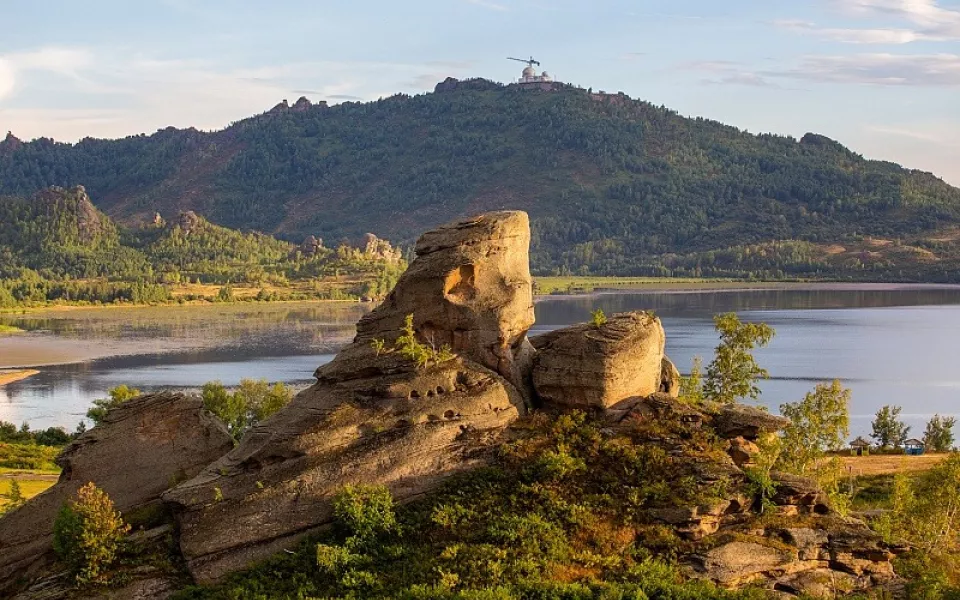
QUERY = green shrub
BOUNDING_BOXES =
[86,385,142,426]
[52,482,130,584]
[332,484,399,549]
[590,309,607,327]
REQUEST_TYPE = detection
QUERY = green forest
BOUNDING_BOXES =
[2,80,960,280]
[0,186,406,307]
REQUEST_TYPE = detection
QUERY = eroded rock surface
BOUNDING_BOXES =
[531,311,665,409]
[0,393,232,596]
[164,211,535,583]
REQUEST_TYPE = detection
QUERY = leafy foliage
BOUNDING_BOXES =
[86,385,142,426]
[924,415,957,453]
[703,313,775,404]
[778,380,851,475]
[52,482,131,584]
[590,308,607,327]
[871,454,960,598]
[394,314,455,369]
[871,405,911,449]
[201,379,293,439]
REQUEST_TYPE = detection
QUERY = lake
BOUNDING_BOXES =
[2,285,959,439]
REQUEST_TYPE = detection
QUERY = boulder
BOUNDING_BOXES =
[0,393,233,596]
[727,436,761,467]
[659,356,681,397]
[708,403,790,440]
[771,472,829,512]
[531,312,665,410]
[164,211,535,583]
[688,541,796,587]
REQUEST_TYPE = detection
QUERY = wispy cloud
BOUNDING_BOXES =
[774,19,933,43]
[464,0,508,12]
[0,47,94,101]
[679,53,960,87]
[778,0,960,44]
[771,53,960,86]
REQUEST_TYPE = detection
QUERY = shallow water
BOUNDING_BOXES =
[2,287,960,437]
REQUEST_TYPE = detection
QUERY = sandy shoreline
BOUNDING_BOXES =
[0,369,41,386]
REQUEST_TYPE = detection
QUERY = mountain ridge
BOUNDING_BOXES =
[2,78,959,279]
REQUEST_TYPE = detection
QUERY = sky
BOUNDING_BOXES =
[0,0,958,185]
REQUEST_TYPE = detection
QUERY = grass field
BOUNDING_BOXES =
[840,452,948,476]
[0,324,24,335]
[0,469,59,509]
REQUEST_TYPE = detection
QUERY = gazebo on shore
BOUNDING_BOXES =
[904,438,926,456]
[850,436,871,456]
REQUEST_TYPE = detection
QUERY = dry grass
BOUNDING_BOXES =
[0,471,58,508]
[839,453,949,476]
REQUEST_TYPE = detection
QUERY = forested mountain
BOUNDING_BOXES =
[2,79,959,280]
[0,186,405,306]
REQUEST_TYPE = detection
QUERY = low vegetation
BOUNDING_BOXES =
[175,411,760,600]
[53,482,130,584]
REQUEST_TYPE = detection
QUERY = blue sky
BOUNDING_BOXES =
[1,0,958,185]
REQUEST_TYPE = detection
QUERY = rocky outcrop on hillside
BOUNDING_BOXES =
[34,186,106,244]
[176,210,202,235]
[163,211,536,582]
[0,393,233,596]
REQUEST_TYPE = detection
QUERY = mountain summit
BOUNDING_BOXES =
[2,79,958,279]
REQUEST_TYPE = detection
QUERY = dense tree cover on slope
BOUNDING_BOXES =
[0,186,405,306]
[2,81,959,279]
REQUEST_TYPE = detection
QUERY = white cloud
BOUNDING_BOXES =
[0,49,477,141]
[0,47,94,102]
[0,59,15,100]
[773,53,960,86]
[774,19,932,43]
[779,0,960,44]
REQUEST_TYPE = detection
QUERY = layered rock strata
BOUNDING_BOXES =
[164,211,535,583]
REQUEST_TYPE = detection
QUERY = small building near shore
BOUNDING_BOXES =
[904,438,926,456]
[850,436,871,456]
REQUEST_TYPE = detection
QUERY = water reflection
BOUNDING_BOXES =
[2,288,960,436]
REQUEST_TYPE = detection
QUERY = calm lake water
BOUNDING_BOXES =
[2,286,959,438]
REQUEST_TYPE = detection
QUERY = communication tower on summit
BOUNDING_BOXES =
[507,56,553,84]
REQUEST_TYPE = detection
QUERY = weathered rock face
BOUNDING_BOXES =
[176,210,202,235]
[531,312,665,409]
[707,402,790,441]
[353,211,535,393]
[0,393,233,596]
[659,356,681,397]
[164,211,534,583]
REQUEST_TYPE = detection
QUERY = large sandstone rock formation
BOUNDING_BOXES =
[531,312,665,409]
[0,393,233,596]
[164,211,535,583]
